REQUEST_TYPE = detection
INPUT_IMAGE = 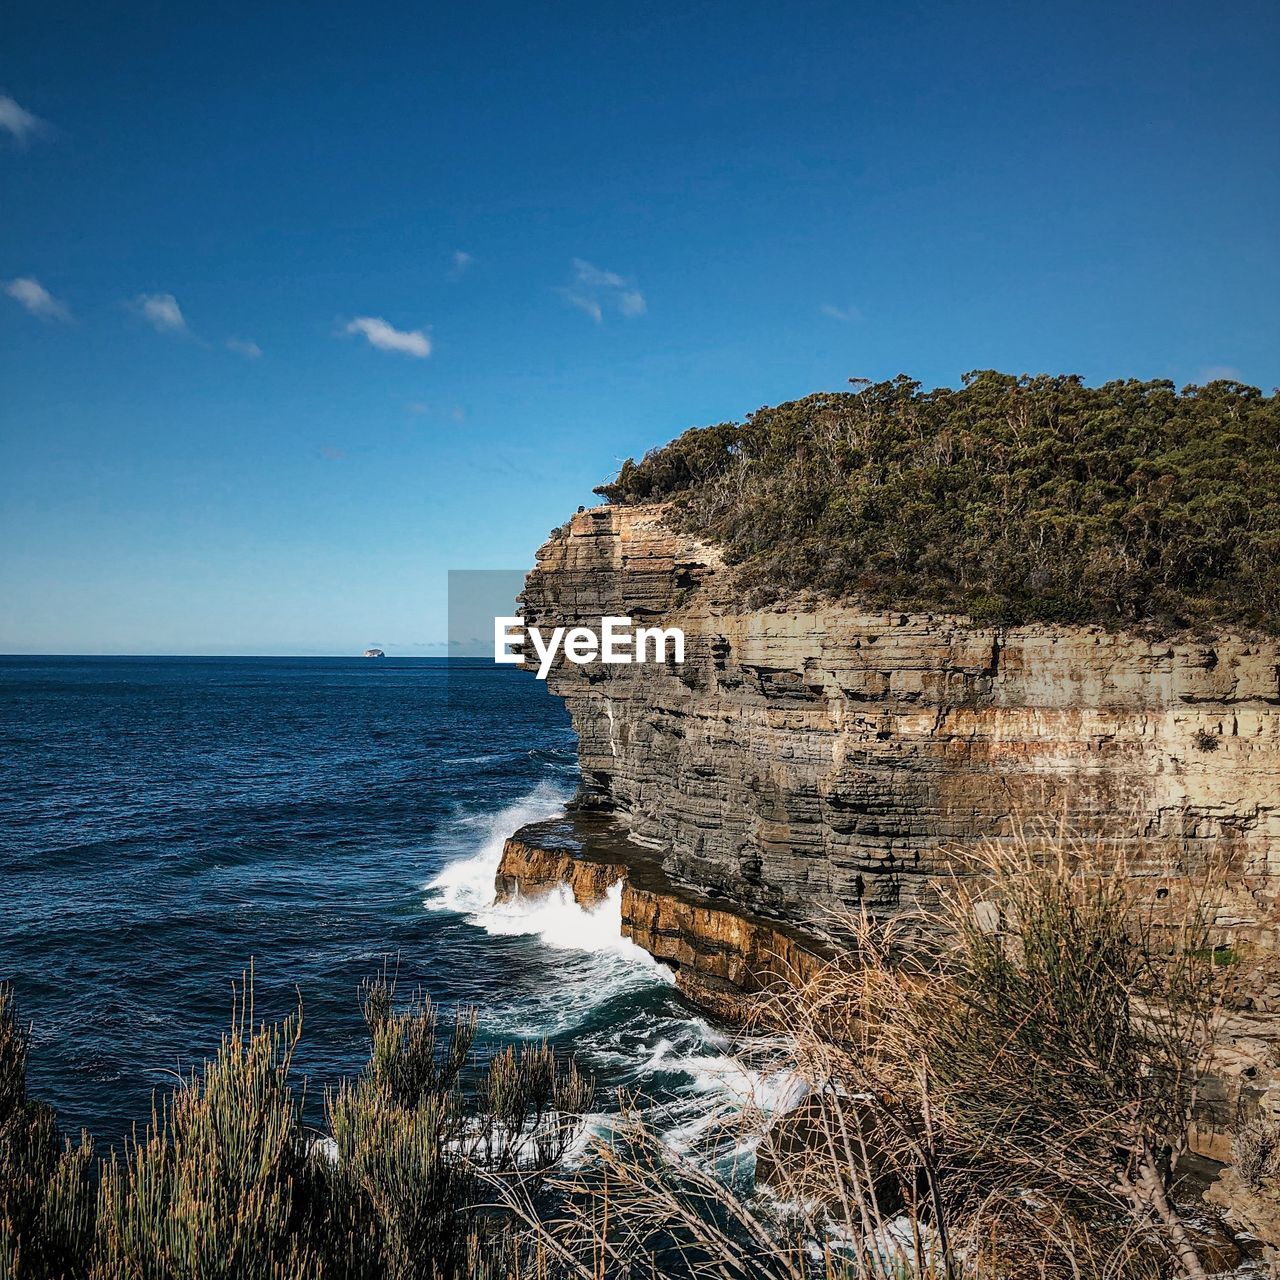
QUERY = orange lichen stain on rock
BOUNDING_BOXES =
[494,835,624,906]
[619,883,826,1021]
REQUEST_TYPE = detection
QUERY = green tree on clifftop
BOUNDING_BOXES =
[595,372,1280,632]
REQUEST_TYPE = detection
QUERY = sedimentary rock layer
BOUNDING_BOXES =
[522,504,1280,944]
[515,502,1280,1149]
[495,813,826,1019]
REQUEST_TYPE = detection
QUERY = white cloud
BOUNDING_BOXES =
[134,292,187,334]
[618,290,647,317]
[0,95,48,145]
[343,315,431,358]
[561,258,645,323]
[3,276,71,321]
[226,337,262,359]
[449,250,474,279]
[572,259,627,290]
[1197,364,1243,384]
[820,303,862,323]
[563,292,603,324]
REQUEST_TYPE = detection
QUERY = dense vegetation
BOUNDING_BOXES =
[595,373,1280,631]
[3,841,1270,1278]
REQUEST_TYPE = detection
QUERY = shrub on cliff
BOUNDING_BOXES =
[853,831,1230,1280]
[594,372,1280,632]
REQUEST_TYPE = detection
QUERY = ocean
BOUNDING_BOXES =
[0,655,787,1154]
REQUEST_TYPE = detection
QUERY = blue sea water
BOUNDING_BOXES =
[0,656,750,1148]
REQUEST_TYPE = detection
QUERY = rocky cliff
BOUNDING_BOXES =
[491,501,1280,1172]
[496,812,827,1019]
[496,499,1280,1162]
[519,505,1278,931]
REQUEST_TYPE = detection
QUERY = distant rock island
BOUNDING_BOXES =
[362,647,385,658]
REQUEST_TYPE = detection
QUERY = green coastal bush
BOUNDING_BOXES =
[594,372,1280,632]
[0,988,95,1280]
[0,970,589,1280]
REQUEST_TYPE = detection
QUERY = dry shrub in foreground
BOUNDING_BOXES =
[0,987,95,1280]
[1234,1113,1280,1193]
[94,980,314,1279]
[0,828,1243,1279]
[316,967,590,1280]
[499,826,1236,1280]
[857,829,1232,1279]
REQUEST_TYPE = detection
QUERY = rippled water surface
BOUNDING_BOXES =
[1,656,760,1149]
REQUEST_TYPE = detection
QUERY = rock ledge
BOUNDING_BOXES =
[495,811,828,1020]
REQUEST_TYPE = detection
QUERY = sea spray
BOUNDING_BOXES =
[423,781,674,1037]
[422,782,665,969]
[423,779,572,917]
[423,780,808,1170]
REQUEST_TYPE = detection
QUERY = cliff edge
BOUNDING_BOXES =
[522,504,1278,936]
[497,501,1280,1161]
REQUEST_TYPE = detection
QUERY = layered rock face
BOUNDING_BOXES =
[521,504,1280,942]
[504,499,1280,1141]
[496,812,827,1019]
[503,502,1280,1160]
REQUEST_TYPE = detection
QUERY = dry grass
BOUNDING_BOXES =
[849,825,1232,1279]
[1233,1113,1280,1194]
[496,824,1239,1280]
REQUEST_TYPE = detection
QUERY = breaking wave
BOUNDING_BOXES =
[422,782,804,1164]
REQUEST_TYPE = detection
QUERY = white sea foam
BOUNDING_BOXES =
[423,783,671,976]
[423,779,571,917]
[421,780,806,1168]
[422,782,673,1043]
[645,1050,811,1158]
[471,881,673,971]
[666,1054,809,1112]
[625,1019,806,1116]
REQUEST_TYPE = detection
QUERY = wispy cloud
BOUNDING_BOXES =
[449,250,474,280]
[226,337,262,359]
[560,258,646,323]
[319,444,346,461]
[0,95,49,146]
[820,302,862,323]
[617,291,646,317]
[343,315,431,358]
[563,292,602,323]
[404,400,465,422]
[1197,364,1243,384]
[3,276,71,322]
[134,292,187,335]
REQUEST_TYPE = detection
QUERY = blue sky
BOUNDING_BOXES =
[3,0,1277,655]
